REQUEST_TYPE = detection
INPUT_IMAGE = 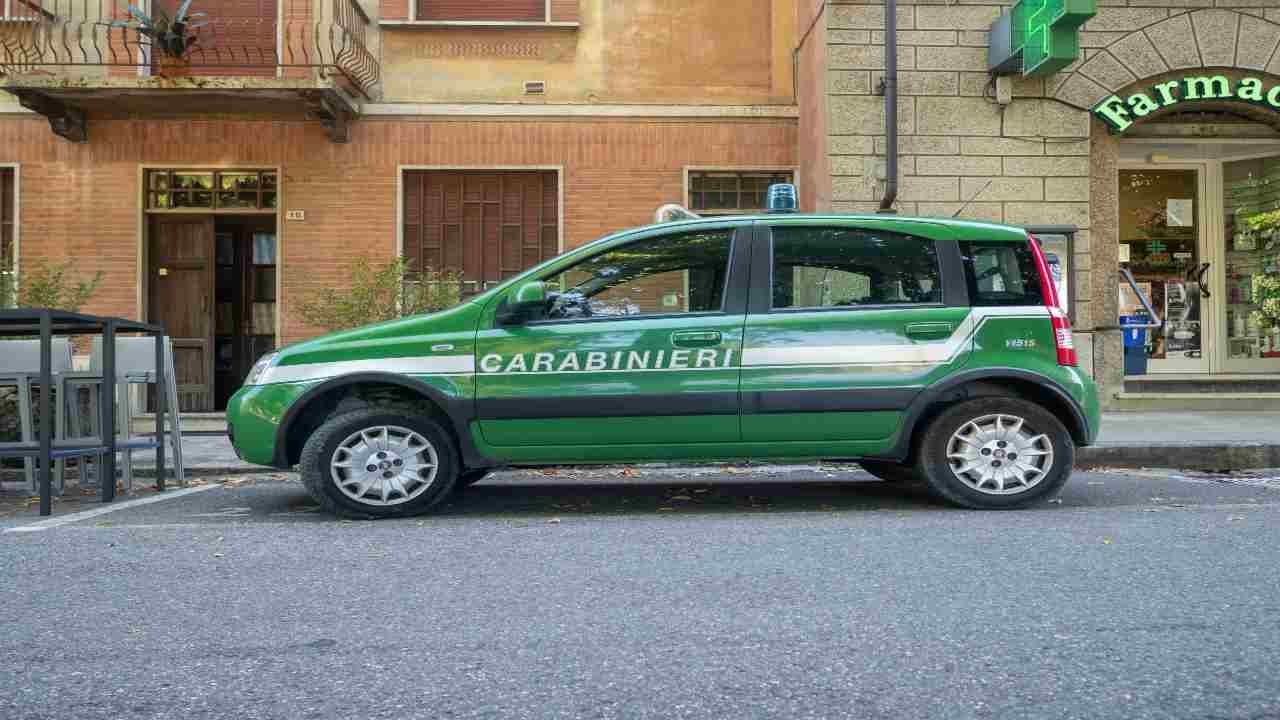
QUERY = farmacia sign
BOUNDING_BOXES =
[1093,74,1280,133]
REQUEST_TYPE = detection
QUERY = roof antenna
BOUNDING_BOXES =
[952,179,993,218]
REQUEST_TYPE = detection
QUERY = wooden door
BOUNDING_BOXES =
[149,215,216,412]
[214,218,277,410]
[402,171,559,296]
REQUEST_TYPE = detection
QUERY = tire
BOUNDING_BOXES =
[914,397,1074,510]
[455,469,491,488]
[299,405,459,518]
[858,459,919,484]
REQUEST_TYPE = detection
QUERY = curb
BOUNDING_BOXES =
[1076,444,1280,472]
[129,444,1280,478]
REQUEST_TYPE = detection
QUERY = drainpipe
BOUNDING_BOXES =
[878,0,899,214]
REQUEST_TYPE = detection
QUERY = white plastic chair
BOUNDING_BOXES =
[58,336,185,492]
[0,339,74,492]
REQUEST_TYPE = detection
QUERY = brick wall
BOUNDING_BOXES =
[0,115,795,344]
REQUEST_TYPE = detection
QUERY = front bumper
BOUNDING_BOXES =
[225,381,314,467]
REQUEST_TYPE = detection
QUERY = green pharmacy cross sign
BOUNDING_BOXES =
[989,0,1097,78]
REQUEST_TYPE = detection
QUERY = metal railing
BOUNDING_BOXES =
[0,0,379,97]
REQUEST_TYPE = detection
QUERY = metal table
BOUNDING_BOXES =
[0,309,167,516]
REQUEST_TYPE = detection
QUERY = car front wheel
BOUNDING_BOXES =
[299,406,459,518]
[915,397,1074,510]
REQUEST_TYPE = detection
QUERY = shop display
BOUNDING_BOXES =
[1224,157,1280,362]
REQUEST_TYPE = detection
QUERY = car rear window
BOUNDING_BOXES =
[959,240,1045,307]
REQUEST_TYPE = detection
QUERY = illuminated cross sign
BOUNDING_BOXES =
[989,0,1096,78]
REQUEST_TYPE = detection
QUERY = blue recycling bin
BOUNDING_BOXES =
[1120,315,1149,375]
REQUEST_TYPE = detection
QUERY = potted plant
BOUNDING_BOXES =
[105,0,208,63]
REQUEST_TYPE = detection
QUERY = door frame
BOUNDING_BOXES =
[136,164,283,344]
[1213,148,1280,373]
[1117,160,1215,374]
[0,163,19,295]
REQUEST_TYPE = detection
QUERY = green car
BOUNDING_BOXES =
[227,189,1099,516]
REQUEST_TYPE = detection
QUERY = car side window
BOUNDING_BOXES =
[771,226,943,310]
[959,241,1044,306]
[541,229,734,321]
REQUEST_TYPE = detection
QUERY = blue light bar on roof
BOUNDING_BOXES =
[766,183,798,214]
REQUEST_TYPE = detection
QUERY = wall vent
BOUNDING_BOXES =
[523,80,546,95]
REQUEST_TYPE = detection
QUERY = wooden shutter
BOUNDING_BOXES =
[416,0,545,21]
[403,171,558,295]
[549,0,578,23]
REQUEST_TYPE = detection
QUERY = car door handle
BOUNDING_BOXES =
[671,330,722,347]
[904,322,953,339]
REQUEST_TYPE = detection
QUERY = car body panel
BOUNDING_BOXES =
[225,212,1099,471]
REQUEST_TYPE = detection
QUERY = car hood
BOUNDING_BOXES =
[271,300,485,372]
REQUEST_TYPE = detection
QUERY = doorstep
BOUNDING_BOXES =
[130,412,227,435]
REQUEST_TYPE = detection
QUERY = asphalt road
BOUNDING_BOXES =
[3,466,1280,719]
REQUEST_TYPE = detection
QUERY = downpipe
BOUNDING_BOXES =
[878,0,899,214]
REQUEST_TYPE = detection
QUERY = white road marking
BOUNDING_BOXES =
[4,484,221,533]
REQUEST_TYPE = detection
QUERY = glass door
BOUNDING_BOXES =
[1222,155,1280,372]
[1119,167,1210,373]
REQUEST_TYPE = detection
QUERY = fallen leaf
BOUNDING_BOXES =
[540,468,559,476]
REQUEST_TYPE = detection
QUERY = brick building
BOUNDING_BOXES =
[0,0,798,411]
[799,1,1280,409]
[6,0,1280,414]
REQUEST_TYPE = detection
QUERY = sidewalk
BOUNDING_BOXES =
[130,411,1280,476]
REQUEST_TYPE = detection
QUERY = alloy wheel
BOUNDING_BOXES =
[945,413,1054,495]
[329,425,439,506]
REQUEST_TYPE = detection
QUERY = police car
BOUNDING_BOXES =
[227,185,1100,516]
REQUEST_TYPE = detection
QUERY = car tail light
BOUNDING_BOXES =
[1028,233,1077,366]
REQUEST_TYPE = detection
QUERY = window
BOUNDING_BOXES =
[689,171,794,215]
[541,230,733,321]
[416,0,546,22]
[146,170,277,212]
[771,227,942,310]
[960,240,1045,307]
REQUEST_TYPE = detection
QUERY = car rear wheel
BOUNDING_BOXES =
[300,406,459,518]
[915,397,1074,510]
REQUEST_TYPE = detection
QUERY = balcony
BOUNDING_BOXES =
[0,0,379,142]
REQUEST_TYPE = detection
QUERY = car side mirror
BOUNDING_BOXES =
[497,281,548,325]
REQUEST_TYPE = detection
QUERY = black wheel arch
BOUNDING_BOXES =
[271,372,491,471]
[871,367,1091,464]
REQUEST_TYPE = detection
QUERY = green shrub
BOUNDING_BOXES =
[294,256,465,333]
[0,256,104,311]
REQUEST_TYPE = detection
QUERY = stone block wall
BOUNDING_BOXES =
[819,0,1280,405]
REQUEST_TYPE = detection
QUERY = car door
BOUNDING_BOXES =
[473,223,750,456]
[739,220,971,451]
